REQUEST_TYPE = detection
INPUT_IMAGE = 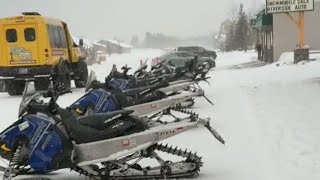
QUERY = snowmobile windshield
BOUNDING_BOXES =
[110,64,117,74]
[85,70,98,92]
[19,82,41,117]
[106,64,124,80]
[136,59,148,72]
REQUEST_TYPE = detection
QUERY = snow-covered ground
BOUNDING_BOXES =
[1,49,320,180]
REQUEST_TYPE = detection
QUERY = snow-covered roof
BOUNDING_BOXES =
[99,39,133,49]
[93,42,107,48]
[72,36,93,48]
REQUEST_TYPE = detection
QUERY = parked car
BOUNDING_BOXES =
[151,51,215,70]
[151,51,216,72]
[176,46,217,60]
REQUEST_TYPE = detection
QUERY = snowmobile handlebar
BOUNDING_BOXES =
[43,89,72,99]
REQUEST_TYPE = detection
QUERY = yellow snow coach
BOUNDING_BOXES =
[0,12,88,95]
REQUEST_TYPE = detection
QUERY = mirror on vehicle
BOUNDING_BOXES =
[79,39,84,47]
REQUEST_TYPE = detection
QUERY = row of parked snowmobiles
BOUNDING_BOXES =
[0,61,224,180]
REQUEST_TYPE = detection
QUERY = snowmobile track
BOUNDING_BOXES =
[73,143,203,180]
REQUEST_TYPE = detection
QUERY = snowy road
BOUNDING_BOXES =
[1,50,320,180]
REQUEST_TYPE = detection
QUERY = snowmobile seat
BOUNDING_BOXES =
[57,108,148,144]
[123,81,167,97]
[78,110,134,131]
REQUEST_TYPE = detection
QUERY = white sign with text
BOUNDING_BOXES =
[266,0,314,13]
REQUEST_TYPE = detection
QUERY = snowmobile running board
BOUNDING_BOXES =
[74,117,224,166]
[125,91,203,117]
[168,79,193,85]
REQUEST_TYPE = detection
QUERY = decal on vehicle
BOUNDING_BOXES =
[41,134,52,151]
[151,104,158,108]
[122,139,136,147]
[10,47,36,64]
[30,121,49,145]
[18,121,29,131]
[0,144,11,152]
[9,47,35,64]
[104,114,122,124]
[51,50,65,56]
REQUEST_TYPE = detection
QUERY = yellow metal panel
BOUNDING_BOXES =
[0,14,81,69]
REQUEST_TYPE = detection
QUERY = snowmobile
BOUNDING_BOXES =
[86,63,207,94]
[133,58,212,85]
[71,77,209,118]
[0,83,225,180]
[72,64,214,118]
[84,63,212,110]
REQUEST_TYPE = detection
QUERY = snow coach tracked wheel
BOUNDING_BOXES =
[53,61,71,92]
[74,60,88,88]
[6,80,25,96]
[34,78,50,91]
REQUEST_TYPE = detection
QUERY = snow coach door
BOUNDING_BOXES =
[2,24,39,67]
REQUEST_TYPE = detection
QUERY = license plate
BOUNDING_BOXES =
[18,68,28,74]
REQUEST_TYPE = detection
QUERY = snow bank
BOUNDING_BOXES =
[277,51,320,65]
[278,52,294,65]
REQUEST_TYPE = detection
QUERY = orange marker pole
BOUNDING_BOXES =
[298,11,305,48]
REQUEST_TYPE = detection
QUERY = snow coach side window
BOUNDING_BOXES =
[47,25,64,48]
[53,26,62,48]
[24,28,36,42]
[58,26,67,48]
[6,29,17,43]
[47,25,55,48]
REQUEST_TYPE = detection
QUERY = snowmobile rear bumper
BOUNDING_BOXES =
[125,91,202,117]
[0,66,53,79]
[159,81,196,94]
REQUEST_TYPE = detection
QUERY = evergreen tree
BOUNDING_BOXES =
[234,3,250,51]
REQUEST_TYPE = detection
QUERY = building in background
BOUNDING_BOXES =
[253,2,320,63]
[252,10,273,63]
[92,42,107,54]
[215,19,235,51]
[97,39,133,54]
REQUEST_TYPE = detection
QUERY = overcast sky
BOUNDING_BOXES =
[1,0,265,41]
